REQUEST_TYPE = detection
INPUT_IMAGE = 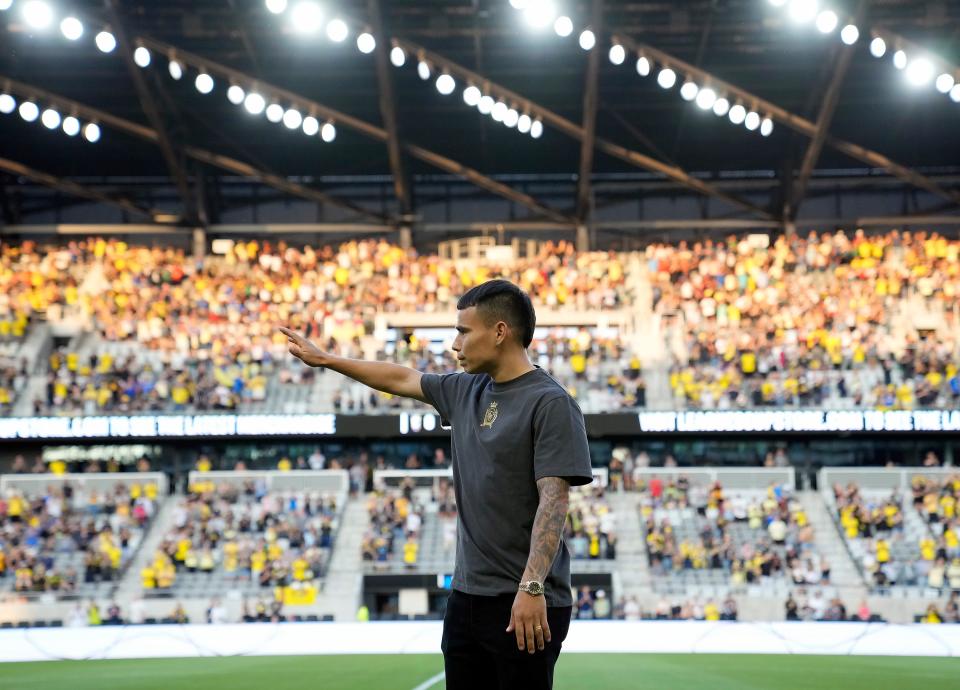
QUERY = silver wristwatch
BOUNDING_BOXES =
[519,580,544,596]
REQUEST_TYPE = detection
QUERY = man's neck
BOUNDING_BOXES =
[488,354,536,383]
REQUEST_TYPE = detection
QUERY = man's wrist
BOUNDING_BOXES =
[306,352,329,368]
[518,580,544,596]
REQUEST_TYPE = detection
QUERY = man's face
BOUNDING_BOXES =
[452,306,502,374]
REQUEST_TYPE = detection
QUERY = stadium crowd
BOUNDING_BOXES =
[832,474,960,591]
[8,236,642,416]
[565,483,617,560]
[0,480,158,594]
[652,230,960,410]
[143,479,339,594]
[638,476,830,588]
[7,231,960,416]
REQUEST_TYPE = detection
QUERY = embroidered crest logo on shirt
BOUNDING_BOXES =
[480,401,499,428]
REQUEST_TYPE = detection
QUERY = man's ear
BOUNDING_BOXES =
[495,321,509,345]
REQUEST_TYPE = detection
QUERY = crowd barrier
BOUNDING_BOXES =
[1,621,958,662]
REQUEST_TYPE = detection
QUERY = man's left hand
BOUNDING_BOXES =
[506,591,551,654]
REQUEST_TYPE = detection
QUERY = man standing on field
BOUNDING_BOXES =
[281,279,593,690]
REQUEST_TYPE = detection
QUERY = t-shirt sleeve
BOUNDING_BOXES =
[533,395,593,486]
[419,372,465,425]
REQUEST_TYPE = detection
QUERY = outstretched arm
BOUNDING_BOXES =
[506,476,570,654]
[279,327,428,403]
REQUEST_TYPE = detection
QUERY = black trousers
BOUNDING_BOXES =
[441,589,572,690]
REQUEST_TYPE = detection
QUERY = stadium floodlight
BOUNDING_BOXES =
[728,103,746,124]
[436,74,456,95]
[869,36,886,58]
[491,101,508,122]
[320,121,336,142]
[290,1,322,33]
[680,80,699,101]
[266,103,284,122]
[227,85,245,105]
[40,107,60,129]
[478,95,494,114]
[265,0,287,14]
[657,68,677,89]
[326,18,348,42]
[636,56,651,76]
[815,10,837,34]
[356,32,376,54]
[0,93,15,114]
[892,50,907,70]
[712,97,730,116]
[302,115,319,136]
[553,15,573,37]
[168,59,183,80]
[578,29,595,51]
[905,58,933,86]
[60,17,83,41]
[951,84,960,103]
[244,92,266,115]
[417,60,431,81]
[22,1,53,30]
[62,115,80,136]
[935,73,955,94]
[18,101,39,122]
[195,73,214,94]
[134,46,151,67]
[517,113,532,133]
[695,87,717,110]
[282,107,302,129]
[744,111,761,131]
[760,117,774,137]
[609,43,626,65]
[504,108,520,128]
[0,0,12,10]
[95,31,116,53]
[787,0,817,24]
[463,85,482,106]
[390,46,406,67]
[840,24,859,45]
[82,122,101,142]
[530,119,543,138]
[522,0,556,29]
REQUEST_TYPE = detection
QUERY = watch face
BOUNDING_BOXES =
[528,581,544,595]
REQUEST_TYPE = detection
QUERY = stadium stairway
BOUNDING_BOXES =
[607,490,651,598]
[113,495,181,600]
[11,321,54,416]
[797,491,866,596]
[314,496,369,621]
[624,255,672,410]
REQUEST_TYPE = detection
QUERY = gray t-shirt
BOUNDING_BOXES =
[420,367,593,607]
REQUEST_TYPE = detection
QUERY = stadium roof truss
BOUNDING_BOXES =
[1,0,958,237]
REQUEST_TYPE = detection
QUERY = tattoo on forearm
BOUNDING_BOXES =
[523,477,570,583]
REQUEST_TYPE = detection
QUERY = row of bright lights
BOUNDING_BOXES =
[8,0,119,52]
[259,1,547,140]
[767,0,960,102]
[132,46,338,142]
[4,0,340,143]
[0,92,100,141]
[263,0,376,53]
[608,43,774,135]
[507,2,773,136]
[387,46,544,138]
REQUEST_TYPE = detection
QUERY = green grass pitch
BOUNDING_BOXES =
[1,653,956,689]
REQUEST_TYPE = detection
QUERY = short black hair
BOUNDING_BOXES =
[457,279,536,348]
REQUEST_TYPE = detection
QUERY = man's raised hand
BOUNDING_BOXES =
[278,327,326,368]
